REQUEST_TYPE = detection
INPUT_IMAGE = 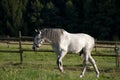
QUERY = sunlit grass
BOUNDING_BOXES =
[0,42,120,80]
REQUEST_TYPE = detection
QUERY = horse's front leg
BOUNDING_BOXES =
[56,51,67,72]
[57,58,64,72]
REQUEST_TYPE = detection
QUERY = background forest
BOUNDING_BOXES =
[0,0,120,40]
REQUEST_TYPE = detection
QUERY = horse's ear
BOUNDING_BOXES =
[39,30,41,34]
[35,29,38,32]
[35,29,41,34]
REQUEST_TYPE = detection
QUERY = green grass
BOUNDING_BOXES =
[0,43,120,80]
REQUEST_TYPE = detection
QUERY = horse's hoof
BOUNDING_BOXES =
[60,69,64,73]
[80,75,83,78]
[97,74,99,78]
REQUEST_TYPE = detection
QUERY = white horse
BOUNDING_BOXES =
[32,28,99,78]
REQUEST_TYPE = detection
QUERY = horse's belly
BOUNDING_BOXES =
[68,44,83,53]
[67,39,86,53]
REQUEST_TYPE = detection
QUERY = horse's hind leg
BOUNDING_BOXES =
[89,55,100,78]
[79,49,84,56]
[80,53,89,78]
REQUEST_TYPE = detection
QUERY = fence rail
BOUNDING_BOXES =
[96,40,120,45]
[0,31,119,67]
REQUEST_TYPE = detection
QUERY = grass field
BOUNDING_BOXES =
[0,43,120,80]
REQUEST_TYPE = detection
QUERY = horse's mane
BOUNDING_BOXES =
[41,28,64,43]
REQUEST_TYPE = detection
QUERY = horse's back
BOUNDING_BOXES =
[61,32,95,53]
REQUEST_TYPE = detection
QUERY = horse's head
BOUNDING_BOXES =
[32,29,44,51]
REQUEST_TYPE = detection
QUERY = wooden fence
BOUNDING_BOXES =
[0,31,119,67]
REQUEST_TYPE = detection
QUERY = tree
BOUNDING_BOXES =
[0,0,120,40]
[0,0,24,36]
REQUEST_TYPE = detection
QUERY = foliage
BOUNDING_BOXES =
[0,0,120,40]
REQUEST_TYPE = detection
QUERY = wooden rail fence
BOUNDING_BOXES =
[0,31,119,67]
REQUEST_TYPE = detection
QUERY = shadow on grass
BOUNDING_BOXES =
[1,62,119,73]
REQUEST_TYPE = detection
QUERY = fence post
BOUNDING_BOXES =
[19,31,23,64]
[114,43,119,68]
[7,36,10,48]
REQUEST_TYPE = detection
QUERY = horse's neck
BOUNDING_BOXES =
[44,37,58,45]
[45,38,51,43]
